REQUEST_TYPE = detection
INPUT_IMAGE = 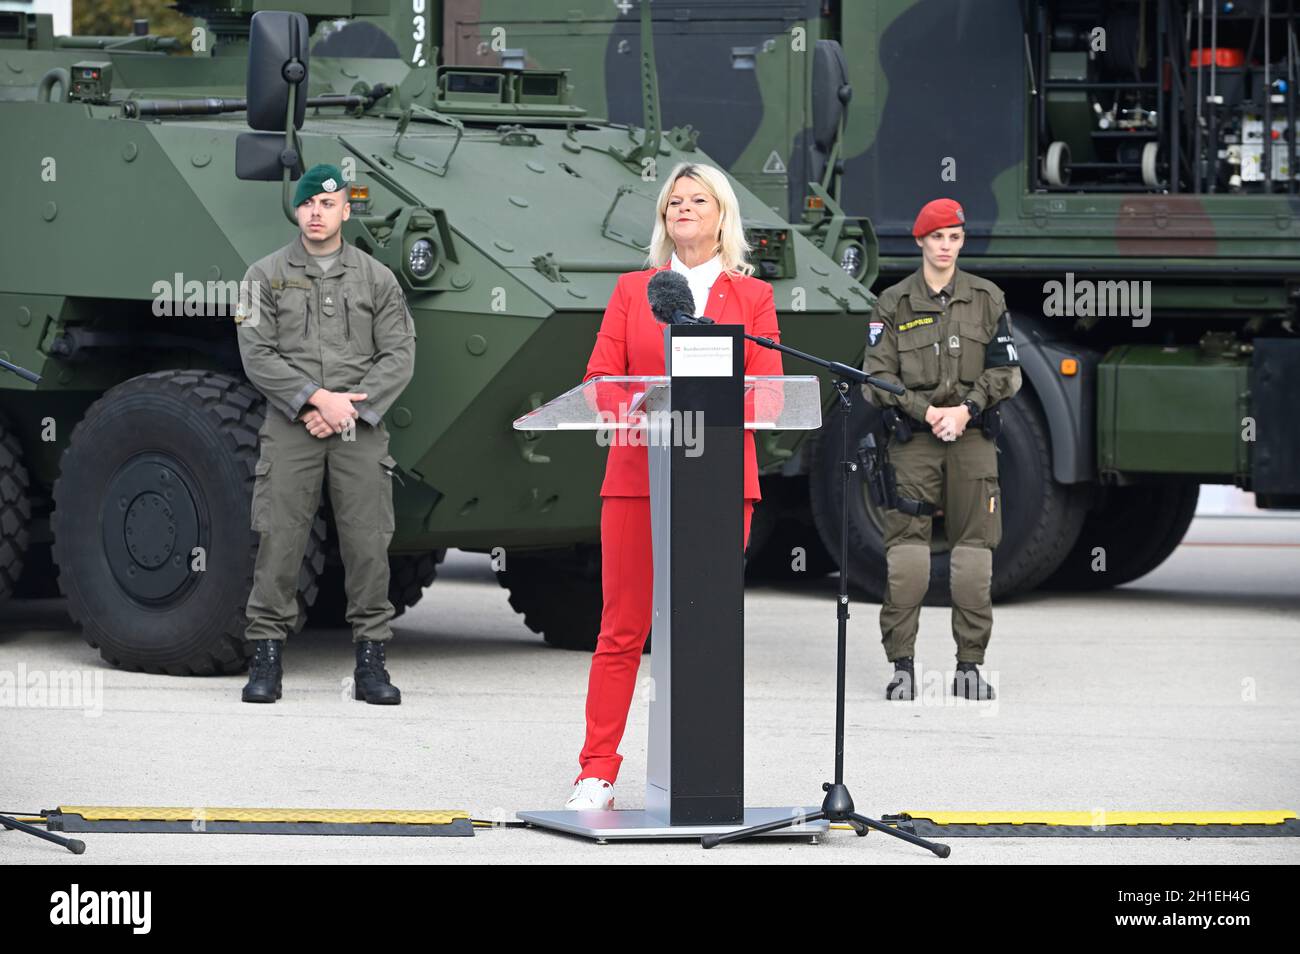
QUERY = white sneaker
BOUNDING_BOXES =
[565,777,615,811]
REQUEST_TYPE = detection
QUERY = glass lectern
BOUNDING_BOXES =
[514,324,828,840]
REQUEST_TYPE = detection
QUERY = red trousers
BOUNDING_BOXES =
[576,495,754,784]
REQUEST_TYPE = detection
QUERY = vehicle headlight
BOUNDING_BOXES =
[407,238,436,279]
[838,243,864,279]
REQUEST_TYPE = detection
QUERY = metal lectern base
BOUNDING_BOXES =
[517,807,830,842]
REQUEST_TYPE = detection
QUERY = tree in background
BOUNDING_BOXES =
[73,0,194,46]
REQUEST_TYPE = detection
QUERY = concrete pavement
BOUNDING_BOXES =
[1,515,1296,863]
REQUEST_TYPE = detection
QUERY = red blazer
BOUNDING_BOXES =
[584,265,784,499]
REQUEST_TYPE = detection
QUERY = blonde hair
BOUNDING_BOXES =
[646,162,754,277]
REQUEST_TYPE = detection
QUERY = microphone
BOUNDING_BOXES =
[645,267,903,396]
[647,270,708,325]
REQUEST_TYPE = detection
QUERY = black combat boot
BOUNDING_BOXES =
[241,640,283,703]
[885,656,915,701]
[953,661,995,700]
[354,640,401,705]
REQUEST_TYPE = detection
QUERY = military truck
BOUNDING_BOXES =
[449,0,1300,597]
[0,1,874,669]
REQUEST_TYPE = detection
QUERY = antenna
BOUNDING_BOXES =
[629,0,662,165]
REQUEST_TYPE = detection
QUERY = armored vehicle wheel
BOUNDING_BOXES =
[745,477,836,581]
[497,545,614,652]
[51,370,325,674]
[808,390,1087,603]
[389,549,446,617]
[1040,479,1199,590]
[306,547,446,627]
[0,414,32,603]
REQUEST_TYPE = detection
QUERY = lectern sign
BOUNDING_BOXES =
[669,336,733,377]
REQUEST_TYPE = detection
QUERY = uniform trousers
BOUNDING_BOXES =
[244,408,398,644]
[576,495,754,784]
[880,427,1002,664]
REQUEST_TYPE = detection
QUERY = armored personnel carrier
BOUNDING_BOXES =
[0,1,872,668]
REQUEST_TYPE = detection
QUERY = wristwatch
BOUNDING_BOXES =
[961,399,981,421]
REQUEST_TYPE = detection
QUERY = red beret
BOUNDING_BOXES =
[912,198,965,238]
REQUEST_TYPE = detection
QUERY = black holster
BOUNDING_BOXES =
[882,407,913,444]
[858,427,936,517]
[980,406,1002,440]
[859,432,892,509]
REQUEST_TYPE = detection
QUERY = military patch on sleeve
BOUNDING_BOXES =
[985,311,1020,367]
[868,321,884,347]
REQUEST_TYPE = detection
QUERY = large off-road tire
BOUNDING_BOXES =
[0,414,31,603]
[51,370,325,674]
[306,546,446,627]
[744,475,837,581]
[808,389,1087,603]
[497,545,614,652]
[1040,479,1200,590]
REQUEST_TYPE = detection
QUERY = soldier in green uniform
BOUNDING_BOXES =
[863,198,1020,701]
[235,163,417,705]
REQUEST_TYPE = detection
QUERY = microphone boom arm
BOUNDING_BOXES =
[673,314,903,396]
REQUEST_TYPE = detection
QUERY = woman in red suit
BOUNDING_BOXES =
[566,162,783,810]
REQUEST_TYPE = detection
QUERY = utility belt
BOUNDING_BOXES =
[857,405,1002,517]
[889,405,1003,444]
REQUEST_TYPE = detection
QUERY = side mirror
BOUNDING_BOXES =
[246,10,310,132]
[235,132,303,182]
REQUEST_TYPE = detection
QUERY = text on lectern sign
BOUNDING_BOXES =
[669,336,732,377]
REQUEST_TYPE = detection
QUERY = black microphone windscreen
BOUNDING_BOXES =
[646,270,696,325]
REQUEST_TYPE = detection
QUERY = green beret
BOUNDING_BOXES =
[293,163,346,207]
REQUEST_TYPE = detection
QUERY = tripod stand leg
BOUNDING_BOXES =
[0,814,86,854]
[849,812,950,857]
[701,812,826,849]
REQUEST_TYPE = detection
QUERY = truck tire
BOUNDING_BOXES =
[497,545,617,652]
[808,389,1087,603]
[306,547,446,627]
[51,370,326,674]
[0,414,31,603]
[1040,480,1199,590]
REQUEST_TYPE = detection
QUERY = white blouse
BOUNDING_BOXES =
[670,252,724,317]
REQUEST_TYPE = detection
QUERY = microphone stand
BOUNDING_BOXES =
[0,813,85,854]
[677,316,949,856]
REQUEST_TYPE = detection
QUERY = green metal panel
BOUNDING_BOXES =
[1097,345,1250,478]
